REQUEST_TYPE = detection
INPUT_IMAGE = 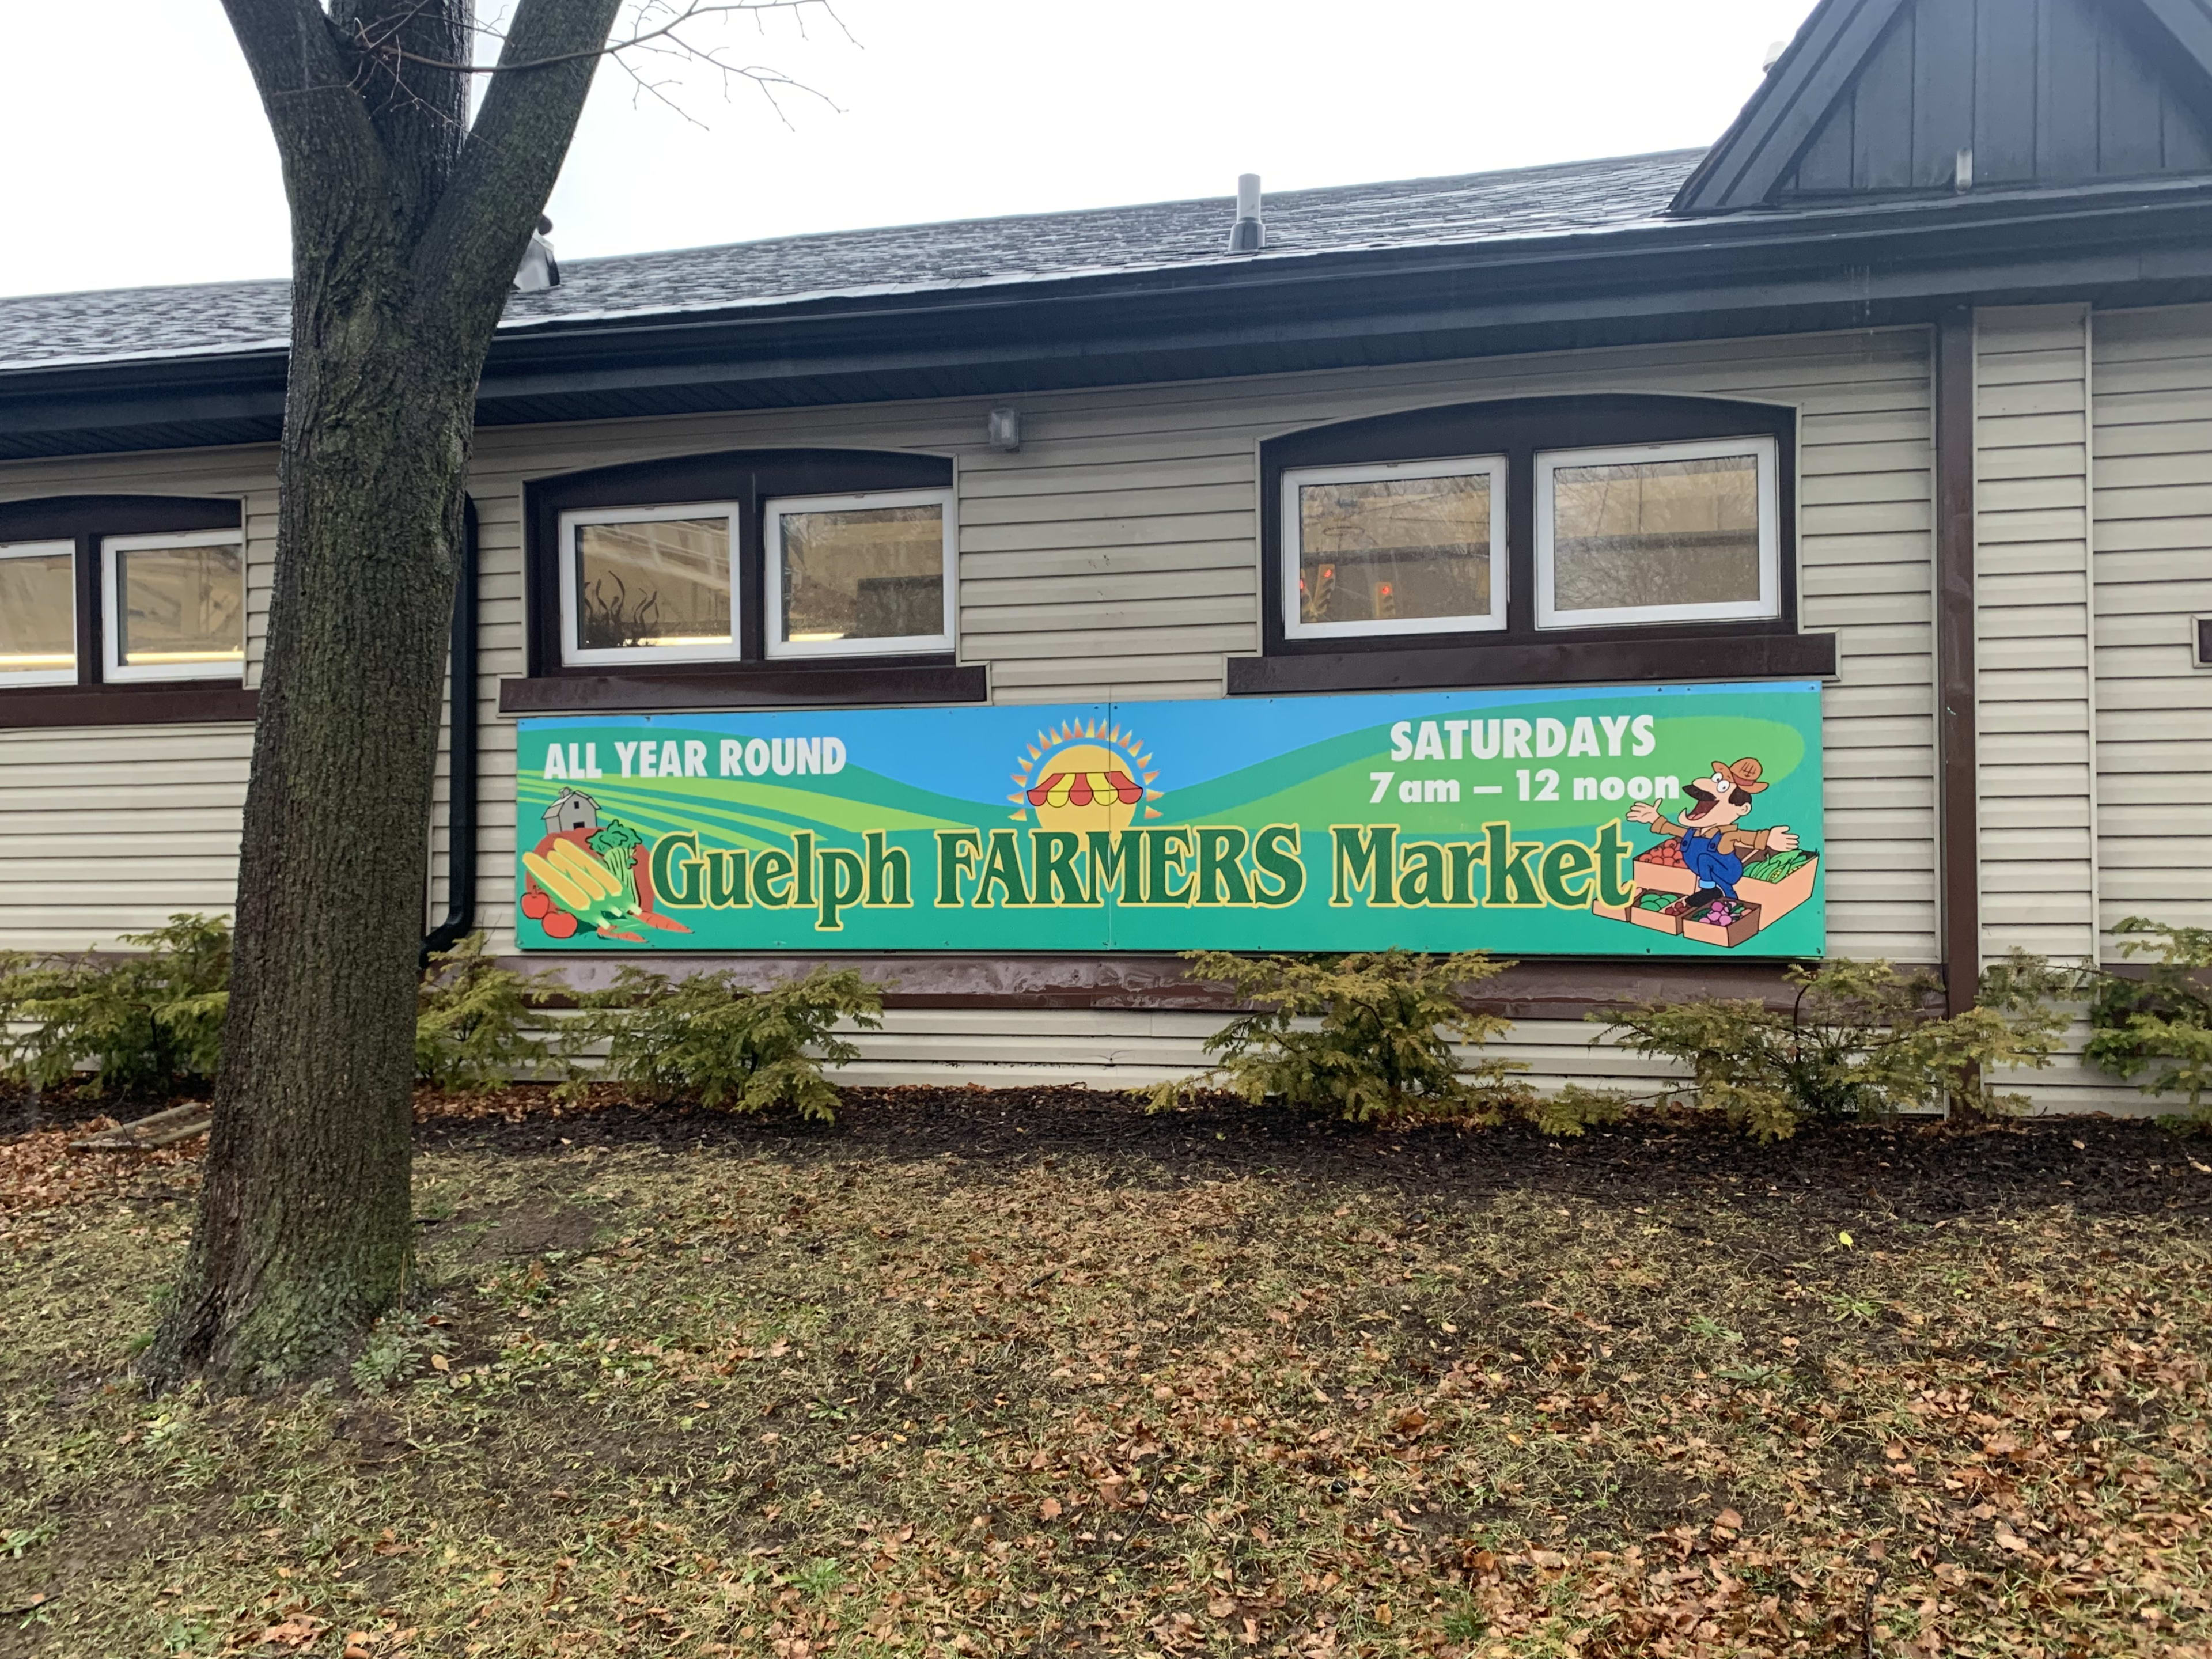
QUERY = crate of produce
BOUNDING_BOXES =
[1680,894,1763,948]
[1733,848,1819,925]
[1592,889,1633,923]
[1631,837,1700,896]
[1628,889,1693,935]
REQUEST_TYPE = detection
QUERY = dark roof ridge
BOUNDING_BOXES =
[560,146,1711,264]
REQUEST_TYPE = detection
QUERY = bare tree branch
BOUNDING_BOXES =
[219,0,377,147]
[221,0,407,312]
[341,2,473,244]
[582,0,849,129]
[408,0,626,342]
[351,0,848,74]
[332,0,845,139]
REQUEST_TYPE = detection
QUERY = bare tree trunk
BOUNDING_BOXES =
[148,0,619,1388]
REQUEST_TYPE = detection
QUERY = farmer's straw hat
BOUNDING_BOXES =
[1711,757,1769,794]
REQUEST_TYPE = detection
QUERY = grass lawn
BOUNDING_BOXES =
[2,1086,2209,1658]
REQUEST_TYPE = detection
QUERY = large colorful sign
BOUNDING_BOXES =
[515,680,1824,957]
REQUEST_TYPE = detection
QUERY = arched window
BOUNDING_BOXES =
[524,449,957,678]
[1243,395,1826,695]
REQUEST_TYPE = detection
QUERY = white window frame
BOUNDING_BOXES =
[101,528,247,683]
[559,502,743,668]
[0,540,78,687]
[1534,434,1782,631]
[1280,455,1509,642]
[764,487,957,660]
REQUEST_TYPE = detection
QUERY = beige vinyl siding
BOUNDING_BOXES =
[471,323,1941,970]
[1968,306,2148,1116]
[1975,300,2212,1119]
[0,446,272,951]
[0,724,252,951]
[2090,304,2212,937]
[825,1009,1681,1095]
[1972,305,2099,965]
[243,487,278,690]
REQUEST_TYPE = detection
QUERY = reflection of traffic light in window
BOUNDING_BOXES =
[1376,579,1395,618]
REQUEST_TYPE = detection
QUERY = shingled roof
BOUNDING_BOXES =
[0,150,1700,374]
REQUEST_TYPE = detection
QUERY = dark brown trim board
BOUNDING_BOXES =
[500,660,986,714]
[1229,630,1836,696]
[0,684,257,729]
[2196,615,2212,668]
[1934,310,1980,1017]
[0,493,242,541]
[499,952,1887,1018]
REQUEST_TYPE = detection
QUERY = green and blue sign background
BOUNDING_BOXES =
[514,680,1824,957]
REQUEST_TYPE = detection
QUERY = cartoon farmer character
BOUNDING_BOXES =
[1627,757,1800,908]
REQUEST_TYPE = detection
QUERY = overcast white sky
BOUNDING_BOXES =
[0,1,1819,301]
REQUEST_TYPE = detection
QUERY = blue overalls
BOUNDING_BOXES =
[1680,832,1744,899]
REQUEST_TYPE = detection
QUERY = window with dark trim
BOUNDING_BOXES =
[0,495,253,727]
[1236,395,1834,696]
[510,449,982,713]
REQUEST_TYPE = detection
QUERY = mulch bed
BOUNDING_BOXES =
[424,1082,2212,1224]
[7,1080,2208,1228]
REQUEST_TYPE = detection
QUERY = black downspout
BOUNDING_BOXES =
[422,497,480,961]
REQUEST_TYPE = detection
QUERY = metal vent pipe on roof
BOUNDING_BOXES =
[1227,174,1264,254]
[514,214,561,292]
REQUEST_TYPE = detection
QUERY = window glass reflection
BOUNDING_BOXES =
[1549,454,1761,614]
[117,543,243,668]
[1297,472,1495,627]
[778,503,945,644]
[574,518,732,652]
[0,547,74,677]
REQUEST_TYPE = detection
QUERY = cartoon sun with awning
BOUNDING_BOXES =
[1006,719,1163,837]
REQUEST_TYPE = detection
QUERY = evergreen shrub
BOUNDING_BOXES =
[575,964,883,1119]
[1150,949,1610,1134]
[1557,952,2079,1141]
[2084,917,2212,1128]
[415,933,571,1092]
[0,914,232,1097]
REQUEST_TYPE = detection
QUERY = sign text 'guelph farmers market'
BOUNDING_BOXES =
[514,681,1824,957]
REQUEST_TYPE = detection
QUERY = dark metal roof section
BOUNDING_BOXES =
[1673,0,2212,214]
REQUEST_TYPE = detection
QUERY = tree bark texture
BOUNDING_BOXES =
[148,0,620,1388]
